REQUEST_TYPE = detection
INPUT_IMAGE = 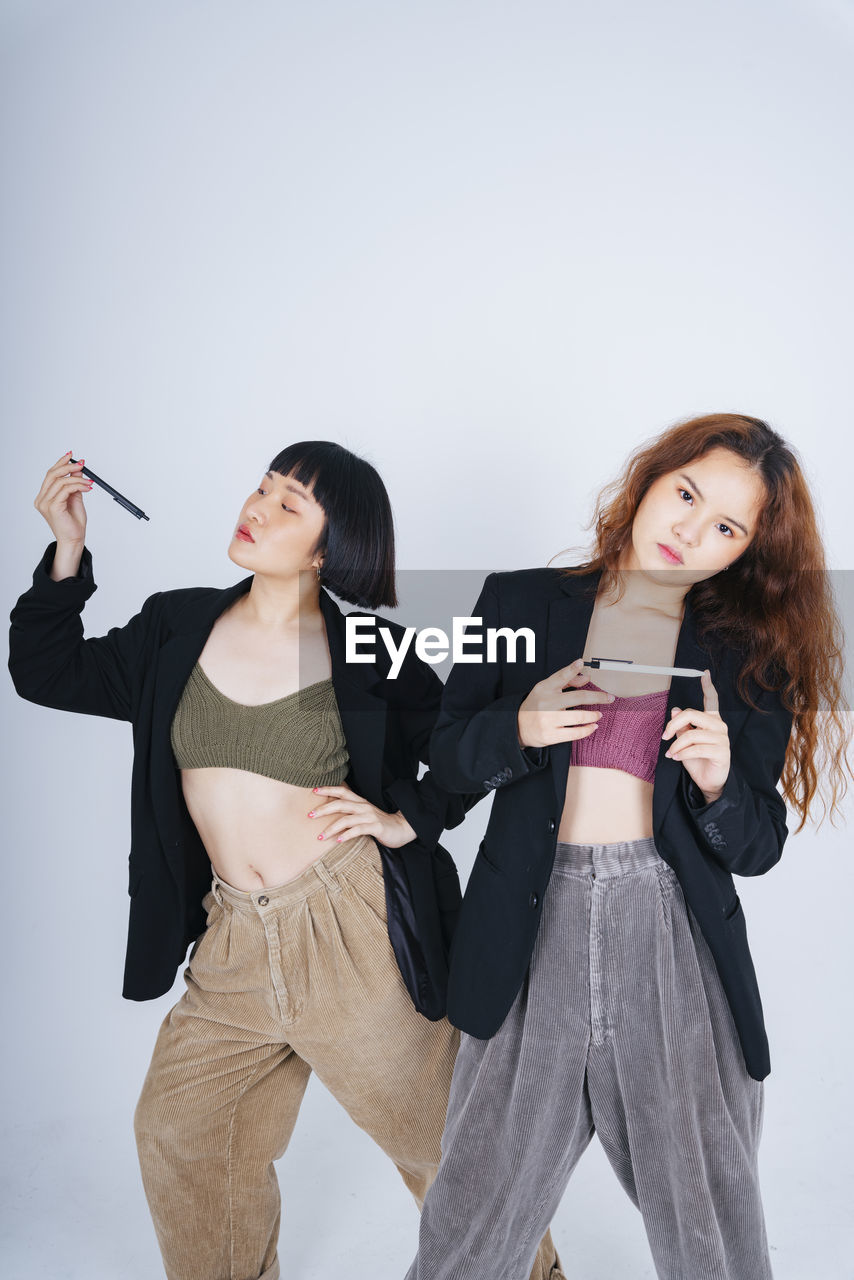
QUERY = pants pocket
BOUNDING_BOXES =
[186,897,236,986]
[346,844,389,923]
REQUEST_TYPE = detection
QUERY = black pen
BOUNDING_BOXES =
[70,458,149,521]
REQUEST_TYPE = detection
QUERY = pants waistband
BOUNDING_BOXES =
[554,835,663,877]
[211,833,379,912]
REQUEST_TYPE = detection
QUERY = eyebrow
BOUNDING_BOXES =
[680,474,749,536]
[264,471,312,502]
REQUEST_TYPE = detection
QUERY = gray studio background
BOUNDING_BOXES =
[2,1,853,1277]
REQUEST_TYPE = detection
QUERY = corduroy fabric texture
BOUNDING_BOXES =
[406,836,772,1280]
[169,663,349,787]
[133,834,565,1280]
[570,681,670,783]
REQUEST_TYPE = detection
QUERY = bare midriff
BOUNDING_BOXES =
[177,596,360,893]
[557,767,656,843]
[179,768,360,892]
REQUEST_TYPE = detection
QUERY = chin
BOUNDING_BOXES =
[227,540,252,567]
[641,560,690,585]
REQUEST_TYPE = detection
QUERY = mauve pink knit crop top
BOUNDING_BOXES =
[570,680,670,784]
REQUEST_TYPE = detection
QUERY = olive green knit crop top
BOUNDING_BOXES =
[170,662,350,788]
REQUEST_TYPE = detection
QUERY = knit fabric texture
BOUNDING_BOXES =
[570,680,669,784]
[170,662,350,788]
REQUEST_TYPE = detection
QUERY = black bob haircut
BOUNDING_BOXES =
[267,441,398,609]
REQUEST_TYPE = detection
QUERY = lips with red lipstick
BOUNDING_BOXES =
[236,525,255,543]
[657,543,683,564]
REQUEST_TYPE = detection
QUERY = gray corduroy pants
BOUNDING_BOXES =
[405,836,773,1280]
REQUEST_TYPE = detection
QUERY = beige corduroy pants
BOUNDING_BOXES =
[134,832,565,1280]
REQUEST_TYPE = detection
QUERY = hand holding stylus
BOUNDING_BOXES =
[517,657,616,750]
[661,669,730,803]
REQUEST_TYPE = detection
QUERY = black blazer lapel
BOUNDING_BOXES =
[319,589,388,804]
[544,575,598,816]
[652,590,716,835]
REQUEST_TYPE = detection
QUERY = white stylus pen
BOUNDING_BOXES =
[584,658,705,677]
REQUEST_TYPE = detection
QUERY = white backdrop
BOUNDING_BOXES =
[2,2,852,1277]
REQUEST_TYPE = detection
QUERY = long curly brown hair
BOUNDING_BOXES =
[550,413,852,833]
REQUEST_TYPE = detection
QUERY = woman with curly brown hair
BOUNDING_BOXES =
[404,414,852,1280]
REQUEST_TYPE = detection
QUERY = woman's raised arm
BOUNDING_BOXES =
[8,453,161,721]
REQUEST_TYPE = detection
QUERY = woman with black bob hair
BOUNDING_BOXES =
[271,439,397,607]
[9,442,564,1280]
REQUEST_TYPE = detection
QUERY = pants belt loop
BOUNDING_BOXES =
[313,857,341,894]
[211,875,225,906]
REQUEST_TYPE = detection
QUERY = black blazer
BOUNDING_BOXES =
[429,568,794,1081]
[8,542,480,1019]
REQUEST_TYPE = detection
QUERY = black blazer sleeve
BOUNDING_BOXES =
[679,679,794,877]
[8,541,158,722]
[380,634,484,848]
[428,572,549,795]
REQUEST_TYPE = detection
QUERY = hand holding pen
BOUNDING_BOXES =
[34,452,94,549]
[517,658,617,750]
[34,452,148,582]
[661,669,730,802]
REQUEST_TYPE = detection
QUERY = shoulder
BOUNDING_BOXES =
[338,605,443,704]
[320,587,410,660]
[149,584,239,632]
[157,584,224,612]
[343,604,404,636]
[483,565,583,614]
[485,566,575,606]
[340,606,410,681]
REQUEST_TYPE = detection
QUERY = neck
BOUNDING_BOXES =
[601,549,691,619]
[236,570,323,631]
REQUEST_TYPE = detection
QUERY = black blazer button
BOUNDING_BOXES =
[548,819,556,833]
[529,892,539,908]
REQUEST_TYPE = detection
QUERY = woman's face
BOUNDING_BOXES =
[227,468,327,579]
[627,446,766,585]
